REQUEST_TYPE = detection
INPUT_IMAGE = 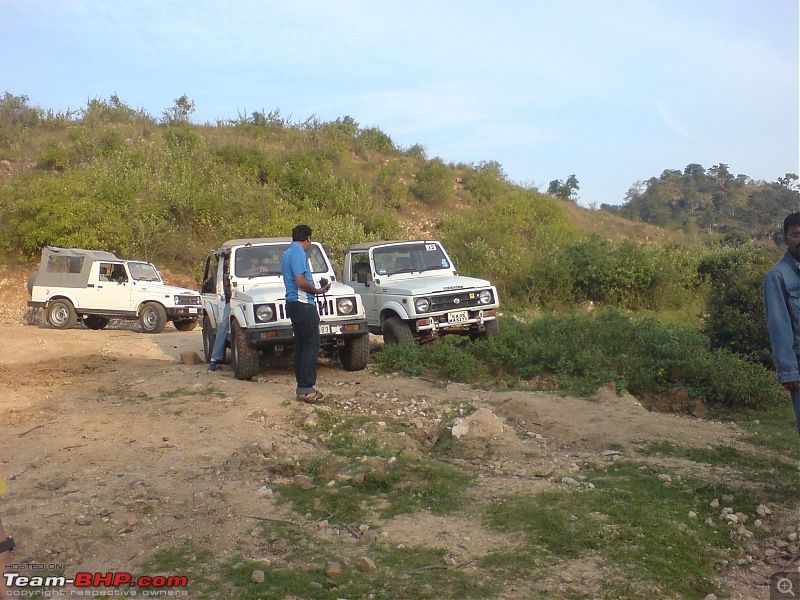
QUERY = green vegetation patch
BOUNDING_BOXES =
[139,540,214,592]
[483,461,762,598]
[159,384,226,399]
[221,537,496,599]
[639,441,799,504]
[276,453,473,526]
[377,310,784,408]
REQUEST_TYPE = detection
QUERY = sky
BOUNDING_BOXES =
[1,0,797,207]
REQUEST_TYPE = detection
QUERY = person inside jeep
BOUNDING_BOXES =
[109,265,127,283]
[241,256,267,277]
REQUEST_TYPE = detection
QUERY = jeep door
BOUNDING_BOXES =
[93,261,132,310]
[348,251,379,326]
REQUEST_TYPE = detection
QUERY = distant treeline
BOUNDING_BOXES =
[602,163,800,241]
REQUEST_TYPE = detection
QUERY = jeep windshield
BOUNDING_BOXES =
[372,242,451,276]
[234,244,329,279]
[128,262,161,282]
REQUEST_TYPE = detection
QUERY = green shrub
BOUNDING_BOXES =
[358,127,395,153]
[377,312,783,408]
[410,159,451,204]
[462,161,508,201]
[698,245,774,366]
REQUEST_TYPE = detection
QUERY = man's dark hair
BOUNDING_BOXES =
[784,213,800,234]
[292,224,312,242]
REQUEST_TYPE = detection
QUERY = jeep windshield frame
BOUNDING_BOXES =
[233,243,330,279]
[372,242,451,277]
[127,262,161,282]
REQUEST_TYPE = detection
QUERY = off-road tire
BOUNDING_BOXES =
[383,317,414,346]
[83,315,110,330]
[47,299,77,330]
[482,319,499,339]
[231,320,259,380]
[173,318,198,332]
[339,334,369,371]
[139,302,168,334]
[202,314,216,363]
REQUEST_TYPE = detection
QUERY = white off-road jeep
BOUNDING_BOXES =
[27,246,202,333]
[201,238,370,380]
[343,240,500,344]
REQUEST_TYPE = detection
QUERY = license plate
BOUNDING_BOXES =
[447,311,469,324]
[319,324,330,334]
[188,308,198,314]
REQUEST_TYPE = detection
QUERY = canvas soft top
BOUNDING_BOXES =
[33,246,119,289]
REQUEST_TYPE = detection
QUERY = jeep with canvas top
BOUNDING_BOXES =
[342,240,500,344]
[27,246,201,333]
[201,238,370,380]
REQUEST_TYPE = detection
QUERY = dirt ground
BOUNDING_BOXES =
[0,263,797,599]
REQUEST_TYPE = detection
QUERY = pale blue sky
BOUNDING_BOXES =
[1,0,797,206]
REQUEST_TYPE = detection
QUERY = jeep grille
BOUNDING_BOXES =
[175,295,201,306]
[430,290,493,312]
[278,298,335,320]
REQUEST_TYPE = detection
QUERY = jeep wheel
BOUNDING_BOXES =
[383,317,413,346]
[47,299,77,330]
[139,302,168,334]
[481,319,500,340]
[339,334,369,371]
[173,318,198,332]
[231,321,259,380]
[202,314,216,363]
[83,315,110,330]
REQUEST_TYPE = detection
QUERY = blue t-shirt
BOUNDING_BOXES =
[281,242,315,304]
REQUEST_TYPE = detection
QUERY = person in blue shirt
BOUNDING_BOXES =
[281,224,331,403]
[763,212,800,437]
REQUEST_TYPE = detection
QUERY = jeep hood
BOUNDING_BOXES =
[232,280,356,303]
[137,283,199,296]
[376,274,492,296]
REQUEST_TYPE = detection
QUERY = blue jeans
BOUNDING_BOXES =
[286,302,320,395]
[211,302,230,362]
[792,389,800,438]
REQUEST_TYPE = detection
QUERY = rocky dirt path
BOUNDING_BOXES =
[0,270,796,598]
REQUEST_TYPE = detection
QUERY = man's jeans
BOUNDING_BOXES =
[792,389,800,437]
[286,301,320,395]
[210,302,230,362]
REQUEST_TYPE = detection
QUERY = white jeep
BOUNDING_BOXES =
[27,246,202,333]
[201,238,370,380]
[342,240,500,344]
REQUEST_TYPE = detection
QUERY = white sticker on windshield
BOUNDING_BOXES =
[425,244,436,251]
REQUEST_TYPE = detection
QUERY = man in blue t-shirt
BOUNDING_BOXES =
[281,224,331,403]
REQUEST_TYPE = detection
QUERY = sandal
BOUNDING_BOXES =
[296,391,325,404]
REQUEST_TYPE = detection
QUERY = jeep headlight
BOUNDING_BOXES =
[478,290,493,305]
[336,297,355,315]
[414,297,431,313]
[255,304,275,322]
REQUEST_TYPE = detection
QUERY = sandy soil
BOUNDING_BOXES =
[0,264,796,598]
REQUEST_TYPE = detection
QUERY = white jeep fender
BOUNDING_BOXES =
[46,291,82,310]
[203,300,219,328]
[134,299,166,315]
[231,303,249,328]
[380,300,411,324]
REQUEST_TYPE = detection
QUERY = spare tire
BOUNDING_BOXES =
[27,272,38,296]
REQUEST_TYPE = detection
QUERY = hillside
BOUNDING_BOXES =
[0,91,790,319]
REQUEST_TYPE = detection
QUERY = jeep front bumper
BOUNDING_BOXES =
[166,307,201,319]
[413,309,497,333]
[246,318,368,346]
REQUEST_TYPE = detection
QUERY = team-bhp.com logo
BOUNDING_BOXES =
[3,571,189,596]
